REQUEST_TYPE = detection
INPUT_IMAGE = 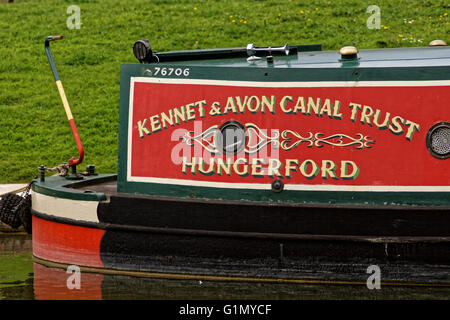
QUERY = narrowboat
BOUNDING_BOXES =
[27,37,450,281]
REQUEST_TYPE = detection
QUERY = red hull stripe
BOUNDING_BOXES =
[32,216,104,268]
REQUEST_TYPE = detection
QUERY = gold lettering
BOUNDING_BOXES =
[251,158,265,177]
[280,96,293,113]
[247,96,261,113]
[195,100,207,118]
[224,97,238,114]
[233,158,249,176]
[340,160,359,180]
[321,160,338,180]
[373,109,390,130]
[360,105,374,126]
[185,103,196,121]
[293,97,306,114]
[319,99,333,118]
[349,103,361,122]
[307,97,321,115]
[150,114,161,132]
[235,96,248,113]
[389,116,405,135]
[261,95,276,114]
[173,106,186,124]
[268,158,283,178]
[405,120,420,141]
[182,157,197,174]
[160,110,174,129]
[198,158,215,175]
[209,102,222,116]
[217,158,233,176]
[333,100,342,119]
[137,119,151,138]
[300,159,320,179]
[285,159,299,178]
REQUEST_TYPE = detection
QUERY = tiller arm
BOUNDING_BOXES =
[45,36,84,172]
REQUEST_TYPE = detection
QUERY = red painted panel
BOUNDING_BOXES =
[32,216,104,268]
[129,80,449,187]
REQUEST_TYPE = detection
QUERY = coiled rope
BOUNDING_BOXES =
[44,163,70,176]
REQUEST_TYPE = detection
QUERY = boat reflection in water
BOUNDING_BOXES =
[32,260,450,300]
[33,263,103,300]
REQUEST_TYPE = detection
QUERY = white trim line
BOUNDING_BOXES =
[127,176,450,192]
[130,77,450,88]
[127,79,136,182]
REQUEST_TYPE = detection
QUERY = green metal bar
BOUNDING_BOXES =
[154,44,322,62]
[44,35,63,81]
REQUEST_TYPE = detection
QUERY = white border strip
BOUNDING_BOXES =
[126,176,450,192]
[130,77,450,88]
[126,77,450,193]
[127,79,136,178]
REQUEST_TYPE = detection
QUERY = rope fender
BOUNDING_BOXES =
[0,179,34,234]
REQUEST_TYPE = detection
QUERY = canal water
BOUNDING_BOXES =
[1,232,449,300]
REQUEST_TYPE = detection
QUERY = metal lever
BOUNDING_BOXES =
[45,35,85,178]
[246,43,290,57]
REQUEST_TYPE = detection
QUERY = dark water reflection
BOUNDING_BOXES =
[1,233,450,300]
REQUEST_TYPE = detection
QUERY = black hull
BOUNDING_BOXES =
[32,175,450,281]
[96,194,450,274]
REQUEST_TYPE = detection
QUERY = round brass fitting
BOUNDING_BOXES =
[429,40,447,46]
[339,46,359,60]
[339,46,358,55]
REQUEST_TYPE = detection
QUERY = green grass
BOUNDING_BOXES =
[0,0,448,183]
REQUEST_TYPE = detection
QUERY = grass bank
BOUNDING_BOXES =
[0,0,448,182]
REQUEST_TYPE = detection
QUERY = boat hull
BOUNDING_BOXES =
[31,175,450,279]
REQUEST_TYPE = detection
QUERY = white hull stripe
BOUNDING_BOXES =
[31,192,99,223]
[127,176,450,192]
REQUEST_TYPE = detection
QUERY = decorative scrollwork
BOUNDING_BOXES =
[281,130,374,150]
[179,123,280,155]
[245,123,280,154]
[179,123,375,154]
[313,133,375,149]
[280,130,314,150]
[180,125,220,154]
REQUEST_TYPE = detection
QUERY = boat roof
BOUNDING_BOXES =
[153,45,450,69]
